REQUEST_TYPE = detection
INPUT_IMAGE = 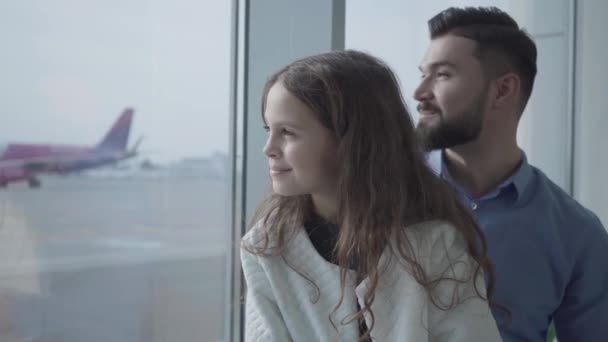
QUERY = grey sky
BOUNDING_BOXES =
[0,1,232,163]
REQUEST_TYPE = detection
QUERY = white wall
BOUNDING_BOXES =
[513,0,574,194]
[573,0,608,225]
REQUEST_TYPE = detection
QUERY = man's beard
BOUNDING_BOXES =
[416,96,486,152]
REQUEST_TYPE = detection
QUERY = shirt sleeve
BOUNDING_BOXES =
[426,224,502,342]
[553,214,608,342]
[241,249,293,342]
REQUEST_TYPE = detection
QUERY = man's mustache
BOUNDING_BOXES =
[417,102,441,114]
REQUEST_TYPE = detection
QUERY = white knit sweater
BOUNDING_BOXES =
[241,220,501,342]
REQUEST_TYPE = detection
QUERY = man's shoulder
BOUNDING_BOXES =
[531,165,604,233]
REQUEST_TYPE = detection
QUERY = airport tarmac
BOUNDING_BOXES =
[0,174,232,342]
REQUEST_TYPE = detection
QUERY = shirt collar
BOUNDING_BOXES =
[426,149,533,202]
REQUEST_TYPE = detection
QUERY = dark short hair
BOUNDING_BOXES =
[429,7,537,115]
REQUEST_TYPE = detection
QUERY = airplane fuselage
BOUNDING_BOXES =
[0,108,137,188]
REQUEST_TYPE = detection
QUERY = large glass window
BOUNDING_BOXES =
[0,1,233,341]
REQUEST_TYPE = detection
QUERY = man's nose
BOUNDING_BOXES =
[413,78,433,102]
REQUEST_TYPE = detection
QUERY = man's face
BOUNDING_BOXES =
[414,34,491,150]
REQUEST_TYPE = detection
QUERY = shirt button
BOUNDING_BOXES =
[471,202,478,210]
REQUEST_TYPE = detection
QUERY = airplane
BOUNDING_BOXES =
[0,108,141,188]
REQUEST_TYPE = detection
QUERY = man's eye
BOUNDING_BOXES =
[281,128,294,136]
[437,72,450,78]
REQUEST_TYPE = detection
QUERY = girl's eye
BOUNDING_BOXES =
[263,126,295,136]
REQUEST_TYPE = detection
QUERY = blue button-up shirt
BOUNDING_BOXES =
[427,150,608,342]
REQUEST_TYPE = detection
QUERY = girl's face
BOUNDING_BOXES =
[263,82,339,202]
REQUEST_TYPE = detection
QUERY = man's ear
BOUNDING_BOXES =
[491,72,521,109]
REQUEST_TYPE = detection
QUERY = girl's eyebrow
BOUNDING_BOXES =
[266,120,304,130]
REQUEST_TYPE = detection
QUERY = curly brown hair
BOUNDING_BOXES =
[242,50,501,341]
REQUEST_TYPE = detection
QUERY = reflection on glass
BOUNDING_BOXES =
[0,1,232,341]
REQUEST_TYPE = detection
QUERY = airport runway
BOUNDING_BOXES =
[0,174,232,342]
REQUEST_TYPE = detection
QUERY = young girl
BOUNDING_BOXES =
[241,50,502,341]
